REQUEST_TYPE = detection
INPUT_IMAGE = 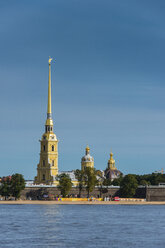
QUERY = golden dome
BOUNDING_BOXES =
[86,145,90,153]
[81,145,94,162]
[108,150,116,170]
[110,152,115,162]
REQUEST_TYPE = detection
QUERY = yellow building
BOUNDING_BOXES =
[35,57,58,185]
[81,146,94,170]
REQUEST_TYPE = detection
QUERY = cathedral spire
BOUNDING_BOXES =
[35,57,58,186]
[45,57,53,132]
[47,57,52,119]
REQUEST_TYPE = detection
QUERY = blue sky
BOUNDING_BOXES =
[0,0,165,179]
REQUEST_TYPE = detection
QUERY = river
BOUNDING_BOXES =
[0,204,165,247]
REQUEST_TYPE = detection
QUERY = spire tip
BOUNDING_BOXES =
[48,57,53,64]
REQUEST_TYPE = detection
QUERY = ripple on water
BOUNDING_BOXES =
[0,205,165,248]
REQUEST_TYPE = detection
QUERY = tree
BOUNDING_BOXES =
[112,174,123,186]
[56,173,72,197]
[0,176,12,200]
[10,174,25,200]
[83,167,97,198]
[134,173,165,186]
[96,172,105,198]
[139,180,150,186]
[103,178,112,186]
[120,174,138,198]
[74,169,84,197]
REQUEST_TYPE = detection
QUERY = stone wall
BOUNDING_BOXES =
[146,186,165,201]
[21,186,120,200]
[21,186,165,201]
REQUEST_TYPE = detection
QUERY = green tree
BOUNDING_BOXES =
[112,174,123,186]
[139,179,150,186]
[74,169,84,197]
[10,174,25,199]
[152,173,165,185]
[134,173,165,186]
[0,177,12,200]
[96,173,105,198]
[103,178,112,186]
[120,174,138,198]
[83,167,97,198]
[56,173,72,197]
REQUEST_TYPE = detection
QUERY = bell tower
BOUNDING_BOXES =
[35,57,58,185]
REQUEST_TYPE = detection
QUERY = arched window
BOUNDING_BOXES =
[43,145,45,151]
[52,160,54,166]
[52,145,54,151]
[43,174,45,180]
[43,160,45,166]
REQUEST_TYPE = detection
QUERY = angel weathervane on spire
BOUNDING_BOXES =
[48,56,53,64]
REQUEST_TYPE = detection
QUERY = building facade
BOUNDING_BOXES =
[35,58,58,185]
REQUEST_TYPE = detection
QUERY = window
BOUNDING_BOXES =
[43,174,45,180]
[52,160,54,166]
[52,145,54,151]
[43,145,45,151]
[43,160,45,166]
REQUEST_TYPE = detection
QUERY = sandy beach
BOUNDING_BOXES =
[0,200,165,205]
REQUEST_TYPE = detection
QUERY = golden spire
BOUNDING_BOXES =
[108,150,116,170]
[45,57,53,130]
[47,57,53,119]
[110,151,113,159]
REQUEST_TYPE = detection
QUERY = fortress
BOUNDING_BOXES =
[34,58,121,185]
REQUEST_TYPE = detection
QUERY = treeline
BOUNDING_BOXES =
[0,174,25,200]
[1,171,164,200]
[57,170,165,198]
[104,173,165,187]
[102,173,165,198]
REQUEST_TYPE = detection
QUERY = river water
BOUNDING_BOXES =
[0,204,165,248]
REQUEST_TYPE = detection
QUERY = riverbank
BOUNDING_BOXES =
[1,200,165,205]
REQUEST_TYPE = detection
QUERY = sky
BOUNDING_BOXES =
[0,0,165,179]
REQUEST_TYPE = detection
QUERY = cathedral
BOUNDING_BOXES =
[35,58,121,185]
[34,58,58,185]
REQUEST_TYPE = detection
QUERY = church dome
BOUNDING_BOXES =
[108,151,116,169]
[105,151,122,180]
[81,154,94,162]
[105,168,121,180]
[81,146,94,162]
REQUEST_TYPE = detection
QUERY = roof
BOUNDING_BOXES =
[58,171,78,181]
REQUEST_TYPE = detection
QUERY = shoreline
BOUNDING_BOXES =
[0,200,165,205]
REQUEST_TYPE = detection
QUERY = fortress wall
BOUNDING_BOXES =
[134,187,146,199]
[22,186,165,201]
[21,187,120,200]
[146,187,165,201]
